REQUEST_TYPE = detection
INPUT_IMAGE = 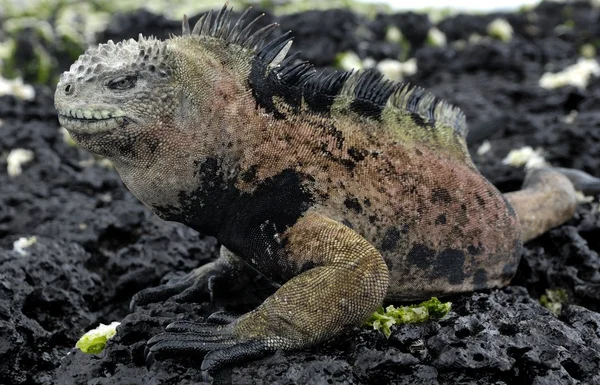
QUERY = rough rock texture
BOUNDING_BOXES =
[1,1,600,384]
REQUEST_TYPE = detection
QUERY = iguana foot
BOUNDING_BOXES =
[130,268,217,309]
[130,246,252,309]
[145,311,274,374]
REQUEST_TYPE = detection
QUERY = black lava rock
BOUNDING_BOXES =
[1,1,600,384]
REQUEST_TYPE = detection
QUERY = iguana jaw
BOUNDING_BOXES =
[57,107,127,134]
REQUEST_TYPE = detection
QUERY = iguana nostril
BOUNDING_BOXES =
[64,84,74,95]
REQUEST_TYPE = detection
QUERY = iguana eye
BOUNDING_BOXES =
[107,75,138,90]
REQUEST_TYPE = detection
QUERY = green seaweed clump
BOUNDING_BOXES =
[76,321,120,354]
[365,297,451,338]
[539,288,568,316]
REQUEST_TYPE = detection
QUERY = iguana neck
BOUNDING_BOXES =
[113,109,243,237]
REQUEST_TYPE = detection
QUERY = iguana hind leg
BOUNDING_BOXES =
[131,245,253,308]
[504,167,587,243]
[145,211,389,373]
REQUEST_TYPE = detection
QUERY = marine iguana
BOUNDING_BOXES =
[54,3,593,375]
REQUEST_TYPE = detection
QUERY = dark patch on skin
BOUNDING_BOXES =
[406,243,435,270]
[435,214,447,225]
[400,224,409,234]
[299,261,317,274]
[475,194,486,207]
[221,169,316,281]
[314,123,358,172]
[363,198,371,207]
[431,187,452,205]
[467,245,483,256]
[344,197,362,214]
[156,162,315,283]
[157,157,227,231]
[348,147,368,162]
[432,248,466,285]
[340,159,357,171]
[145,137,159,155]
[473,269,488,289]
[368,215,377,224]
[342,219,354,229]
[333,130,345,150]
[381,228,401,251]
[116,140,136,159]
[320,142,333,158]
[240,165,258,183]
[103,120,136,158]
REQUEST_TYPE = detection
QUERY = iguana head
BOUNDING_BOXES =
[53,5,283,222]
[54,36,176,160]
[54,5,274,167]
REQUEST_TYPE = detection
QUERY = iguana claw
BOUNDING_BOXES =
[130,269,216,310]
[144,313,272,374]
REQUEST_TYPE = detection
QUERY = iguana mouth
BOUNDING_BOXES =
[57,108,127,134]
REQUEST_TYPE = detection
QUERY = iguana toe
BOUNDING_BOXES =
[130,269,215,310]
[145,315,273,374]
[131,248,252,310]
[205,310,240,324]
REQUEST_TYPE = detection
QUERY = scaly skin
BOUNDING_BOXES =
[55,4,584,375]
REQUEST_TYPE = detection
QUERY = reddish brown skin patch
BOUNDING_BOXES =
[222,93,521,300]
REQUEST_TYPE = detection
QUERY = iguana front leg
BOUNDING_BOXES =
[131,246,254,307]
[145,211,389,373]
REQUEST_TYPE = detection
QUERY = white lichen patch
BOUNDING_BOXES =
[468,33,484,44]
[13,236,37,256]
[580,43,596,59]
[575,190,595,203]
[502,146,547,169]
[0,76,35,100]
[55,3,110,46]
[564,110,578,124]
[97,158,114,169]
[362,57,377,69]
[76,322,120,354]
[427,27,447,47]
[487,18,513,42]
[476,140,492,156]
[337,51,364,71]
[539,58,600,90]
[376,58,417,81]
[7,148,34,176]
[385,26,403,43]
